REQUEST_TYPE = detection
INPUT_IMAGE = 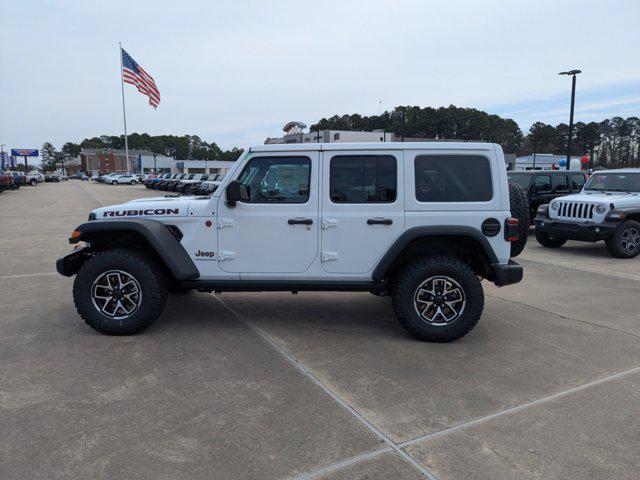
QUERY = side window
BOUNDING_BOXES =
[236,156,311,203]
[571,174,586,190]
[415,154,492,202]
[330,155,397,203]
[551,175,569,192]
[533,175,551,192]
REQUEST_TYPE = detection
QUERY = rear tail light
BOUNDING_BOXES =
[505,218,519,242]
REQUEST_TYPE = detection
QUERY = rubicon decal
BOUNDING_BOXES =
[103,208,180,217]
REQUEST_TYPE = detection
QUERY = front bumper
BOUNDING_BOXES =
[56,247,92,276]
[492,260,523,287]
[535,216,618,242]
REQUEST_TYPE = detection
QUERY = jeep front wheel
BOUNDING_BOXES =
[605,220,640,258]
[392,255,484,342]
[73,249,168,335]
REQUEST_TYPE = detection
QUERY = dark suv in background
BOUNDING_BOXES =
[507,170,588,220]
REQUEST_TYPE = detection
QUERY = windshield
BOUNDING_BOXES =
[584,172,640,193]
[507,173,532,189]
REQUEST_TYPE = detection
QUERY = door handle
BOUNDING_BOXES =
[288,218,313,225]
[367,218,393,225]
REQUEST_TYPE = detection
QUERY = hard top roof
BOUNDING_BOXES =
[250,141,496,153]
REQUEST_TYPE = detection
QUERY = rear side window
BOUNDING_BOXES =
[551,174,569,192]
[571,174,586,190]
[330,155,397,203]
[415,155,492,202]
[533,175,551,192]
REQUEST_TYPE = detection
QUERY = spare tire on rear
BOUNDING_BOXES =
[508,182,530,257]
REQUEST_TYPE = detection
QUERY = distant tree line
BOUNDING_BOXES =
[311,106,640,168]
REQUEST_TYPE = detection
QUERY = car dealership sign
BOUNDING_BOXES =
[11,149,39,157]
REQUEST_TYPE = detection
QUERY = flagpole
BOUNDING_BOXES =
[119,42,130,173]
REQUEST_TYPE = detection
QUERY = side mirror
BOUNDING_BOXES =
[226,180,241,207]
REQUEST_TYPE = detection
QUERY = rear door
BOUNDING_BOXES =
[321,150,404,274]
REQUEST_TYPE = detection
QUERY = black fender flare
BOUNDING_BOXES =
[372,226,500,282]
[58,219,199,280]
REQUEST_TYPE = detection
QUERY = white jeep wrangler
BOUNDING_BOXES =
[57,142,526,342]
[535,168,640,258]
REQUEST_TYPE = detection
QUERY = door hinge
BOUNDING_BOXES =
[322,218,338,229]
[321,251,339,262]
[218,218,234,229]
[217,251,235,261]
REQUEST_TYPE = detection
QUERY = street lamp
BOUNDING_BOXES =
[559,69,581,170]
[153,153,157,174]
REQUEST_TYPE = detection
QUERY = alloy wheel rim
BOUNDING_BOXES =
[413,276,466,326]
[621,227,640,255]
[91,270,142,319]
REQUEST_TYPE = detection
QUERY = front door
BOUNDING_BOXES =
[321,150,404,274]
[217,153,319,274]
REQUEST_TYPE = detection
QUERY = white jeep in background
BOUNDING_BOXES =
[535,168,640,258]
[57,142,527,342]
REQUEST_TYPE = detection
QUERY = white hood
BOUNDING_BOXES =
[91,196,192,220]
[559,192,640,209]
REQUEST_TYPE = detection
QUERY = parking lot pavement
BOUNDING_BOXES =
[1,181,639,479]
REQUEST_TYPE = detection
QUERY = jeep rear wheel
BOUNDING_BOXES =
[508,183,530,257]
[392,255,484,342]
[73,249,168,335]
[534,229,567,248]
[605,220,640,258]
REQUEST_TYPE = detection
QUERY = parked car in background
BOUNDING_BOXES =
[69,172,86,179]
[109,174,139,185]
[145,173,172,189]
[25,171,44,186]
[193,174,226,195]
[507,170,588,220]
[176,173,208,193]
[45,174,62,182]
[155,173,183,190]
[6,171,26,187]
[0,172,14,192]
[535,169,640,258]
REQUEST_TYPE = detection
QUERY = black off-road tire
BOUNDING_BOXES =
[392,255,484,342]
[73,249,168,335]
[605,220,640,258]
[508,183,530,257]
[534,229,567,248]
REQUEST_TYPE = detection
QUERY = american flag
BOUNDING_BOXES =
[121,48,160,108]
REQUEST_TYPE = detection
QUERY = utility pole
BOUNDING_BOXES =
[153,152,157,174]
[559,70,581,171]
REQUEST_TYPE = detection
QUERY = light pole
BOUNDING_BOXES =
[153,153,157,174]
[559,69,581,170]
[0,144,5,173]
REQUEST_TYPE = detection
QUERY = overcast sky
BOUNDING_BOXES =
[1,0,639,152]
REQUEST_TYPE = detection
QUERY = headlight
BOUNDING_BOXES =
[550,201,559,211]
[595,204,606,214]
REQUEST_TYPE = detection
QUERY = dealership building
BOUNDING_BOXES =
[78,148,234,176]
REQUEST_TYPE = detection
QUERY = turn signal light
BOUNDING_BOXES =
[69,230,82,244]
